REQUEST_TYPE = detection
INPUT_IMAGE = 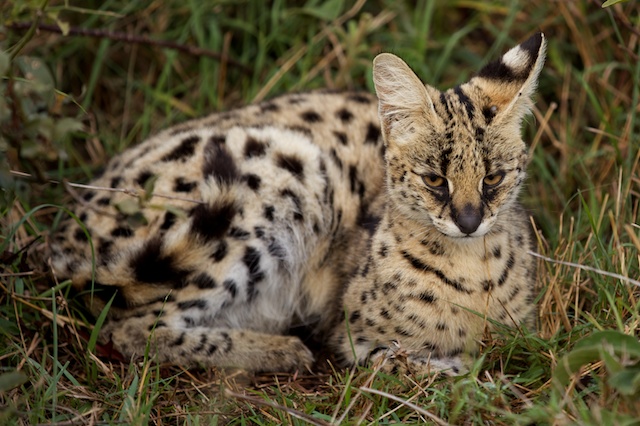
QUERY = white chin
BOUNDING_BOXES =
[437,222,492,238]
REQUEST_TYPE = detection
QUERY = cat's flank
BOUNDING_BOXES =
[51,33,545,374]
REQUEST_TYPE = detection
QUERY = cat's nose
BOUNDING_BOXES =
[454,204,482,235]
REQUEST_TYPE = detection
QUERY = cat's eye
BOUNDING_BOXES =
[483,172,504,187]
[423,174,447,189]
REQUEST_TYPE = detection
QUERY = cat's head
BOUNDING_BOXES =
[373,33,546,238]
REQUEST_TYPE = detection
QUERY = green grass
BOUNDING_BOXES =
[1,0,639,424]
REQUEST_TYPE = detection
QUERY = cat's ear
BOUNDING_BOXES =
[372,53,439,145]
[473,32,546,126]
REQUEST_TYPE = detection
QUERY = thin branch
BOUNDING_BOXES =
[9,170,204,205]
[7,21,252,74]
[528,250,640,288]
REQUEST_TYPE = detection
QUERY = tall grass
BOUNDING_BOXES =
[1,0,639,424]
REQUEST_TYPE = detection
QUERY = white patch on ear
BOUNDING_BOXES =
[502,46,531,74]
[372,53,438,145]
[500,34,547,124]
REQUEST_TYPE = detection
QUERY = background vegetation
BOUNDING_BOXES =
[1,0,639,424]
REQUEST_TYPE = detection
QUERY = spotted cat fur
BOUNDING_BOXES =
[51,33,546,374]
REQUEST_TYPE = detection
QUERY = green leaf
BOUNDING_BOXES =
[114,198,140,216]
[142,174,158,203]
[53,117,84,143]
[0,50,10,77]
[0,371,29,392]
[608,367,640,395]
[291,0,344,20]
[602,0,629,8]
[554,331,640,385]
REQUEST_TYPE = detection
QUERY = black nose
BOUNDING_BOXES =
[454,204,482,235]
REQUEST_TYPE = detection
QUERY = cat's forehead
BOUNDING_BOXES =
[414,84,525,174]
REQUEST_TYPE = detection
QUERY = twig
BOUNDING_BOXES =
[528,250,640,288]
[358,387,450,426]
[225,389,330,426]
[7,21,252,74]
[9,170,204,205]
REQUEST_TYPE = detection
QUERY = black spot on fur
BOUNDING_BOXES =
[454,86,475,120]
[336,108,354,123]
[381,282,396,296]
[333,131,348,145]
[440,147,453,177]
[263,205,275,222]
[349,166,358,194]
[482,106,497,124]
[300,111,322,123]
[482,280,494,292]
[82,191,95,202]
[74,228,88,242]
[190,202,236,241]
[174,177,197,193]
[365,122,381,144]
[162,135,200,162]
[492,246,502,259]
[202,140,239,185]
[193,273,216,289]
[358,212,380,235]
[260,102,280,112]
[96,197,110,206]
[160,211,177,231]
[110,177,122,188]
[244,136,267,158]
[276,154,304,180]
[171,332,186,346]
[348,93,372,104]
[243,247,265,302]
[111,226,134,238]
[135,170,153,187]
[440,92,454,120]
[229,227,251,240]
[349,311,361,324]
[130,237,188,285]
[223,279,237,298]
[210,240,228,262]
[210,134,226,145]
[281,189,303,221]
[415,291,436,304]
[330,148,343,171]
[394,326,412,337]
[207,343,218,355]
[436,322,448,331]
[244,173,261,190]
[90,282,127,309]
[425,240,445,256]
[254,226,265,239]
[402,250,471,294]
[267,239,286,260]
[98,240,113,259]
[379,243,388,258]
[177,299,207,310]
[497,253,516,286]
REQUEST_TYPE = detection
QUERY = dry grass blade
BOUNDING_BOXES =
[9,170,204,205]
[358,387,450,426]
[225,389,330,426]
[528,250,640,288]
